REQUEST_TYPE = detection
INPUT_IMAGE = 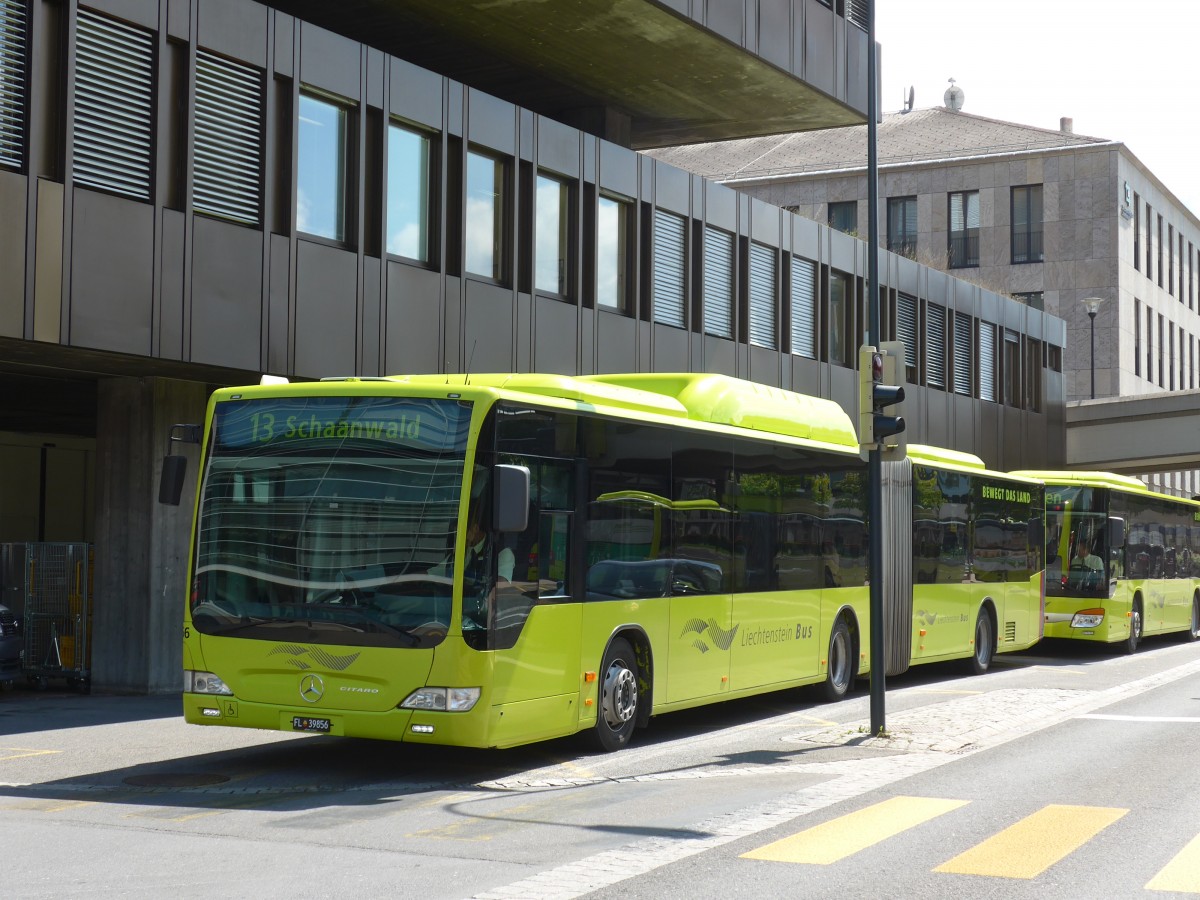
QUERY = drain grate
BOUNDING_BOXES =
[123,773,231,788]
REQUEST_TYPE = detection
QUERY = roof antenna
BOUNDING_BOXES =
[904,85,914,112]
[464,339,476,385]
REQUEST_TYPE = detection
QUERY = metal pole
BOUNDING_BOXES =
[866,0,885,736]
[1089,312,1096,399]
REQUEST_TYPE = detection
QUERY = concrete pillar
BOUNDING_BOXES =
[92,377,207,693]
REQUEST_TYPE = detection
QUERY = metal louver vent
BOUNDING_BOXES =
[926,303,946,389]
[703,227,733,339]
[652,210,686,328]
[73,9,153,200]
[847,0,869,30]
[790,256,816,359]
[195,49,263,224]
[0,0,27,170]
[896,293,918,368]
[953,312,972,395]
[979,322,997,401]
[748,242,776,349]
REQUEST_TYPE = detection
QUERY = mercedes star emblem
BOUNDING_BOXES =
[299,673,325,703]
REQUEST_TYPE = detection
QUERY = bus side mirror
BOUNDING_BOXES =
[158,424,202,506]
[493,464,530,533]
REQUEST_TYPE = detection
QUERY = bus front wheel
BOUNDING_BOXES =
[969,609,994,676]
[821,618,854,702]
[1125,601,1143,654]
[590,637,639,752]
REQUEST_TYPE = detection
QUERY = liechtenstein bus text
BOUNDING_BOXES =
[177,373,1047,751]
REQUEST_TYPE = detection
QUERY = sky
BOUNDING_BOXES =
[876,0,1200,213]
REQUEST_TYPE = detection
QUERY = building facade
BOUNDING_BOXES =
[0,0,1066,691]
[649,103,1200,495]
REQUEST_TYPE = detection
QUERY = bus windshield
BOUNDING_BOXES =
[190,395,473,648]
[1045,484,1107,596]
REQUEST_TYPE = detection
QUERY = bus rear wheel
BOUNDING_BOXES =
[1125,601,1143,654]
[821,618,854,702]
[1186,595,1200,642]
[969,609,994,676]
[590,637,639,752]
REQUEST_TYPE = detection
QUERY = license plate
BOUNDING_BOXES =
[292,716,332,733]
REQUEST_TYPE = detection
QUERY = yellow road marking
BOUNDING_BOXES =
[0,748,62,762]
[741,796,968,865]
[935,804,1127,878]
[794,715,839,726]
[1148,833,1200,893]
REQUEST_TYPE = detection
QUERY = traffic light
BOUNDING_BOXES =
[857,343,906,459]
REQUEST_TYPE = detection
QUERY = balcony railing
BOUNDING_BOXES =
[949,233,979,268]
[1011,229,1044,264]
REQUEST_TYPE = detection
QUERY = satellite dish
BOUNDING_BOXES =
[944,77,964,111]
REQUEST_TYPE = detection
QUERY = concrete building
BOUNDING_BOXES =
[647,100,1200,495]
[0,1,1066,692]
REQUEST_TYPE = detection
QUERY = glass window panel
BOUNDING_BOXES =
[535,174,569,295]
[597,195,628,311]
[828,271,848,365]
[466,150,504,279]
[387,124,430,261]
[297,94,347,241]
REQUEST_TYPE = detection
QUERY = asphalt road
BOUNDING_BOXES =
[1,634,1198,899]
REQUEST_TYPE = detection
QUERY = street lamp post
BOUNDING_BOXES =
[1082,296,1106,399]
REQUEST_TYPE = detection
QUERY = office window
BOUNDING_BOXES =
[1191,335,1196,389]
[597,195,629,312]
[887,196,917,258]
[703,226,733,338]
[925,302,946,389]
[790,256,817,359]
[1133,194,1140,271]
[948,191,979,267]
[1179,233,1185,302]
[1158,313,1165,386]
[748,242,777,349]
[0,0,27,170]
[896,292,918,379]
[194,50,263,224]
[1010,185,1043,264]
[1134,298,1141,377]
[535,173,569,295]
[1181,326,1187,389]
[652,209,686,328]
[1145,202,1153,274]
[1012,291,1044,311]
[1158,215,1164,287]
[952,313,972,395]
[1170,322,1176,390]
[73,9,154,200]
[297,93,349,241]
[700,225,729,338]
[1003,329,1020,407]
[979,321,997,402]
[1190,242,1194,310]
[828,270,850,365]
[465,149,506,280]
[387,123,432,262]
[827,201,857,235]
[1169,225,1175,294]
[1146,305,1154,383]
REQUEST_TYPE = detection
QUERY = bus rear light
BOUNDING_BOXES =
[400,687,480,711]
[1070,609,1105,628]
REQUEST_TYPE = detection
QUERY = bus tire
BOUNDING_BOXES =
[821,618,854,702]
[590,637,639,752]
[969,608,994,676]
[1125,600,1143,654]
[1185,594,1200,642]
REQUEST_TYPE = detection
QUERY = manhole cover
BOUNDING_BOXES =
[123,773,231,788]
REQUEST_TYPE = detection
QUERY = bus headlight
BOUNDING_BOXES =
[1070,609,1105,628]
[400,687,481,711]
[184,670,234,695]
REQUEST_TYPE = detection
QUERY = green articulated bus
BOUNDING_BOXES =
[171,372,1045,751]
[1012,469,1200,651]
